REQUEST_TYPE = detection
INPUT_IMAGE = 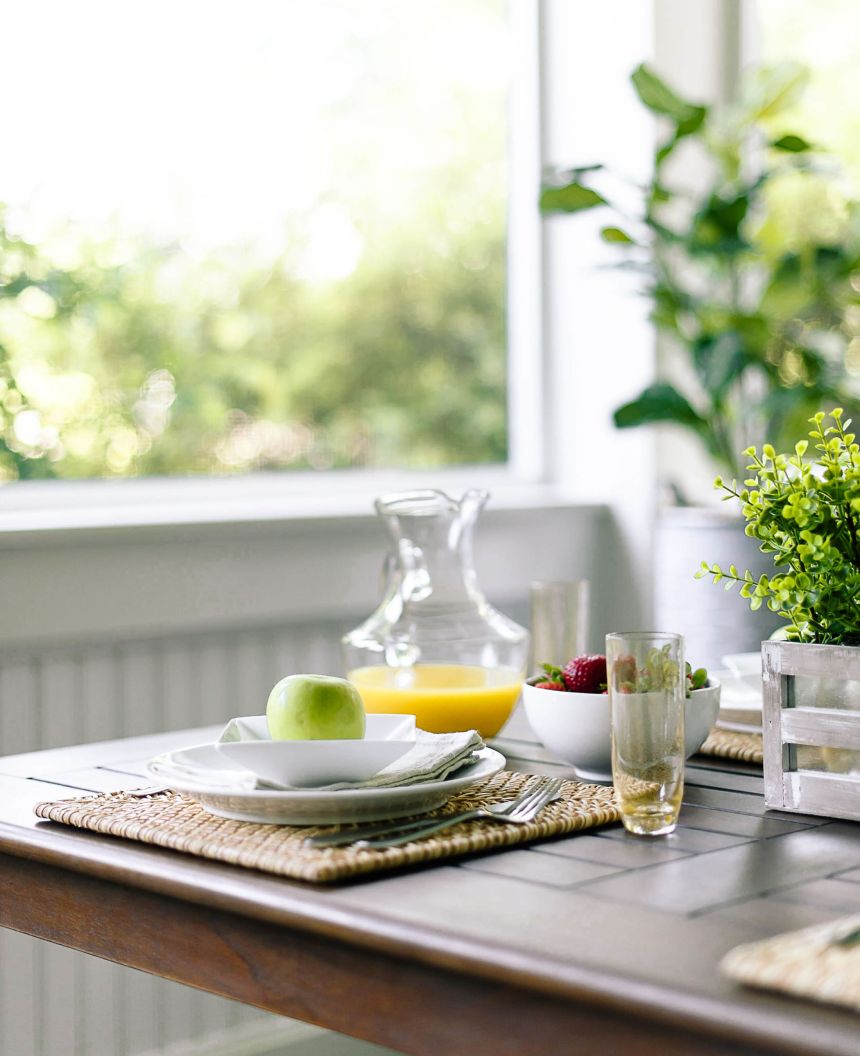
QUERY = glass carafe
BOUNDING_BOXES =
[342,489,529,737]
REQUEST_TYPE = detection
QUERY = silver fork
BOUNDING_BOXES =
[352,776,564,850]
[306,775,563,849]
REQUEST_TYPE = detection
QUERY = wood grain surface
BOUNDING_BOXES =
[1,718,859,1056]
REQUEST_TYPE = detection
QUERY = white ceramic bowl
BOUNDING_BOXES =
[215,738,415,788]
[214,713,418,788]
[686,680,721,757]
[522,679,721,782]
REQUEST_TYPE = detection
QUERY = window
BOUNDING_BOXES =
[750,0,860,392]
[0,0,511,482]
[754,0,860,180]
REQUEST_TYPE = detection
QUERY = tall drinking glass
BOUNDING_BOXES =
[528,580,589,673]
[606,631,685,836]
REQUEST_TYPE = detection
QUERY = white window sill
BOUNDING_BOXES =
[0,468,598,544]
[0,470,611,647]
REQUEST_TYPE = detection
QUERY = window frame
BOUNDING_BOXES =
[0,2,755,655]
[2,0,539,522]
[0,2,745,546]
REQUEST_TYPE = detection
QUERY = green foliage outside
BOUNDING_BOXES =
[699,409,860,644]
[0,0,510,483]
[0,201,506,481]
[541,62,860,482]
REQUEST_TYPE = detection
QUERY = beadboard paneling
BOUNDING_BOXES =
[0,617,345,1056]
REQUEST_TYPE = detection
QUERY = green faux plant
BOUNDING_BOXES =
[697,409,860,644]
[540,63,860,483]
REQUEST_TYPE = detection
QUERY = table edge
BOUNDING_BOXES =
[2,819,857,1056]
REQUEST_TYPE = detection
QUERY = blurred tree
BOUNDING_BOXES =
[0,198,506,481]
[0,0,510,483]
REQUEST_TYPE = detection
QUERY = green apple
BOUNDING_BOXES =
[266,674,366,741]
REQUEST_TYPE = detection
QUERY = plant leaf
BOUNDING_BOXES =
[772,133,812,152]
[690,191,749,251]
[564,164,605,177]
[745,62,809,120]
[691,331,748,400]
[632,63,707,169]
[613,383,709,434]
[600,226,636,244]
[631,63,702,126]
[539,182,607,214]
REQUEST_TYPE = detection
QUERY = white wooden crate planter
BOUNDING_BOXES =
[762,641,860,822]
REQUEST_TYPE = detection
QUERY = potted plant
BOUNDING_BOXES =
[540,62,860,664]
[699,408,860,642]
[540,63,860,482]
[698,408,860,821]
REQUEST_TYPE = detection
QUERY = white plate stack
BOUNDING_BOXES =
[714,652,763,734]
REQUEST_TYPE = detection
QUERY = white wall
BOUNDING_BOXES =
[0,497,619,656]
[540,0,657,627]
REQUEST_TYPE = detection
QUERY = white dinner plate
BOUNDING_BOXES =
[147,745,505,825]
[721,652,762,677]
[720,653,763,694]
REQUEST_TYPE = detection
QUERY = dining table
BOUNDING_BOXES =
[1,706,858,1056]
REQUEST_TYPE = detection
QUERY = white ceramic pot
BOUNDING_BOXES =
[521,684,613,780]
[654,508,782,671]
[522,679,721,782]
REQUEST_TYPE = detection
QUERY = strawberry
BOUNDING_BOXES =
[534,679,566,691]
[612,653,638,691]
[562,654,607,693]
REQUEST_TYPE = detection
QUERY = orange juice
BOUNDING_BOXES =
[347,663,522,737]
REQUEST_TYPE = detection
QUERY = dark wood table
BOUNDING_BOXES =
[1,711,859,1056]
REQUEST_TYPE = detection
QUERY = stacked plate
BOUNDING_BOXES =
[147,714,504,825]
[714,652,763,734]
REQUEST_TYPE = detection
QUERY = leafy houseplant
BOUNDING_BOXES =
[540,63,860,484]
[708,409,860,825]
[698,408,860,644]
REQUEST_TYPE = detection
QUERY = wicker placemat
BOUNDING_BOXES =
[696,727,763,765]
[721,915,860,1012]
[34,771,620,884]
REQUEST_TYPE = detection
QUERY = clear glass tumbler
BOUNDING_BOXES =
[528,580,589,674]
[606,631,685,836]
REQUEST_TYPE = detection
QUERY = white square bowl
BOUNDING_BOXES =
[214,713,417,787]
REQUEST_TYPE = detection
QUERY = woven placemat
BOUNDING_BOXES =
[721,914,860,1012]
[34,771,620,884]
[696,727,763,765]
